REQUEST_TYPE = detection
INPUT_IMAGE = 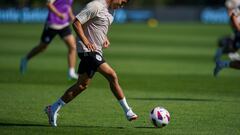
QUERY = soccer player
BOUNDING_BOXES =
[214,0,240,62]
[20,0,78,80]
[214,7,240,76]
[215,35,240,61]
[45,0,138,127]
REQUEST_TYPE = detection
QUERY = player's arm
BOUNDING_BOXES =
[72,19,96,51]
[73,1,100,51]
[103,37,110,48]
[68,7,75,22]
[46,0,65,19]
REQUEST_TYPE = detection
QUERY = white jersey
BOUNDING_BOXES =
[225,0,240,9]
[231,8,240,33]
[232,8,240,23]
[75,0,114,55]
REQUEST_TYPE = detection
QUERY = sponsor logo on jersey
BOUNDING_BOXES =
[96,54,102,61]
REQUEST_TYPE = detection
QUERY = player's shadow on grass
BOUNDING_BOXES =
[129,97,218,102]
[0,122,47,127]
[65,125,125,129]
[0,122,125,129]
[135,126,156,129]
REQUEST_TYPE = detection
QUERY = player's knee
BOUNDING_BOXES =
[65,37,76,51]
[38,44,48,51]
[78,83,88,90]
[69,45,76,52]
[71,44,77,50]
[41,46,48,51]
[108,72,118,84]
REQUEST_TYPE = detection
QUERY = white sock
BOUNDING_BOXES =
[51,98,66,113]
[69,68,76,75]
[119,97,131,113]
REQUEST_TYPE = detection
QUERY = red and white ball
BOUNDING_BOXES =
[150,106,170,128]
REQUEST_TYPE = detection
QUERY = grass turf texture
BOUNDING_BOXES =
[0,23,239,135]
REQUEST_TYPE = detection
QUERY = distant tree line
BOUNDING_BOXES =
[0,0,226,8]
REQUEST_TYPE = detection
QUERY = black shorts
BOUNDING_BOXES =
[218,36,235,53]
[40,24,72,44]
[233,31,240,50]
[77,52,105,78]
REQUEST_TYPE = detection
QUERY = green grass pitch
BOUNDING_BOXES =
[0,23,239,135]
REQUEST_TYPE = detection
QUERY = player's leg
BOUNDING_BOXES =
[214,60,230,76]
[214,47,223,62]
[60,27,78,80]
[233,32,240,50]
[20,41,49,74]
[61,73,91,103]
[25,41,49,60]
[228,34,240,61]
[63,34,78,80]
[214,60,240,76]
[98,63,124,100]
[214,37,227,61]
[230,60,240,69]
[45,73,91,127]
[97,63,138,121]
[20,26,56,74]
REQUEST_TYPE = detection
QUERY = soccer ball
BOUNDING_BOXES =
[150,106,170,128]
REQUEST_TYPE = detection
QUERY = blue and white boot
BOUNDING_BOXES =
[45,105,59,127]
[20,57,28,74]
[214,60,230,77]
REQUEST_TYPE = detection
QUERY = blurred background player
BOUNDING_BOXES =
[214,0,240,62]
[20,0,78,80]
[44,0,138,127]
[214,6,240,76]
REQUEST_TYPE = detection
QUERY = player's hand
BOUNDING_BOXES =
[59,14,66,20]
[85,43,96,52]
[103,38,110,48]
